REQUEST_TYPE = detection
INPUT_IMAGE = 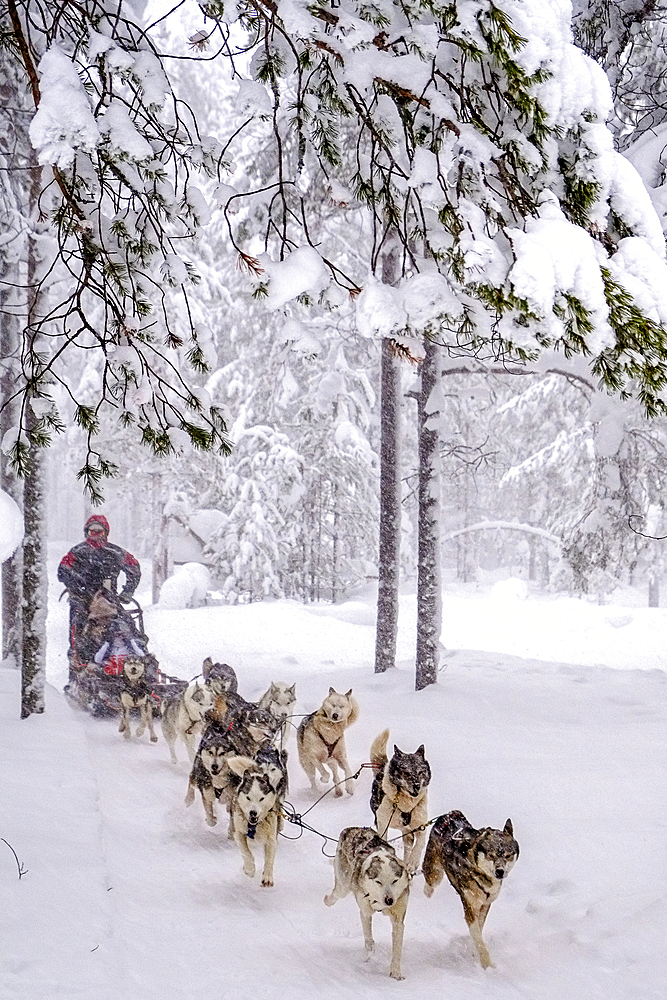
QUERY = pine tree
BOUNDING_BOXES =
[0,1,230,501]
[189,0,667,685]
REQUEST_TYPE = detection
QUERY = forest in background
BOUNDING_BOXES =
[5,1,667,712]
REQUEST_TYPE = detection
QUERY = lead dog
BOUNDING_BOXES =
[258,681,296,750]
[161,676,213,764]
[324,827,410,980]
[118,656,158,743]
[370,729,431,872]
[297,688,359,796]
[227,755,281,886]
[422,810,519,969]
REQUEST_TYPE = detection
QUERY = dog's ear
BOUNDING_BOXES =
[504,819,514,837]
[203,657,213,678]
[415,744,426,757]
[328,686,336,695]
[345,688,353,697]
[393,745,402,757]
[288,683,296,695]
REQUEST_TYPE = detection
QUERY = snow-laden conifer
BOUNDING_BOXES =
[1,1,230,501]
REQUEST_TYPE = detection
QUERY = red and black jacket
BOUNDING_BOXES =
[58,540,141,602]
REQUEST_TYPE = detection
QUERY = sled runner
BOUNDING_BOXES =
[63,589,186,718]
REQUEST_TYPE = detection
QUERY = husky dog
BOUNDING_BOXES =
[202,657,238,696]
[423,810,519,969]
[297,688,359,796]
[184,729,235,827]
[253,745,289,801]
[225,745,289,838]
[161,677,214,764]
[227,756,281,886]
[258,681,296,750]
[118,656,158,743]
[204,694,280,757]
[324,827,410,980]
[370,730,431,872]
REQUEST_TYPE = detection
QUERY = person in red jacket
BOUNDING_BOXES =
[58,515,141,666]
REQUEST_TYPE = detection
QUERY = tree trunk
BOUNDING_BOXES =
[0,278,23,668]
[374,235,402,674]
[21,421,46,717]
[151,476,169,604]
[415,338,442,691]
[374,337,401,672]
[649,572,659,608]
[20,156,47,717]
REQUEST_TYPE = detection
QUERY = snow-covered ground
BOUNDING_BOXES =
[1,567,665,999]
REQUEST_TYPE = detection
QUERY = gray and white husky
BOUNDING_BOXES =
[370,729,431,872]
[422,810,519,969]
[184,729,234,827]
[118,656,158,743]
[257,681,296,750]
[227,756,282,887]
[202,657,238,696]
[161,676,214,764]
[324,827,410,980]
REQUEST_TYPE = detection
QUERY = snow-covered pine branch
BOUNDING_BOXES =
[1,1,231,500]
[203,0,667,412]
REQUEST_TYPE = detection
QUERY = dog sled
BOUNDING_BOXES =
[63,588,186,718]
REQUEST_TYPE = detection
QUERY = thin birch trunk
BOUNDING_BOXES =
[415,337,441,691]
[0,279,22,669]
[374,241,402,673]
[21,156,46,717]
[374,338,401,672]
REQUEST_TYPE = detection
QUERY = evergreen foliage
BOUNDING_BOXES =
[0,1,231,500]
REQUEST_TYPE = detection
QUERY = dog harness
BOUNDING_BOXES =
[316,730,342,757]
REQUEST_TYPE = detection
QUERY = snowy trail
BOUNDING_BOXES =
[28,664,667,998]
[3,585,666,998]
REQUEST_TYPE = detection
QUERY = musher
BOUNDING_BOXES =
[58,515,141,669]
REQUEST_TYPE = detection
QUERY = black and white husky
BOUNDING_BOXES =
[184,729,234,827]
[257,681,296,750]
[118,656,158,743]
[324,827,410,980]
[370,729,431,872]
[422,810,519,969]
[161,676,213,764]
[227,756,283,887]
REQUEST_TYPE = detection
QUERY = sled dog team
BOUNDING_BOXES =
[122,656,519,980]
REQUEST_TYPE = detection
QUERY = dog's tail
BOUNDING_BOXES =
[370,728,389,767]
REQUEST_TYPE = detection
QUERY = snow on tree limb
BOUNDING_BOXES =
[1,1,231,501]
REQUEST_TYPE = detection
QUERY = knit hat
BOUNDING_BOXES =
[84,514,110,536]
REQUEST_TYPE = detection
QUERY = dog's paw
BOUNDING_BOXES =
[323,894,335,907]
[150,735,158,743]
[364,942,375,958]
[423,883,434,898]
[345,785,354,796]
[243,864,256,878]
[205,815,217,827]
[261,877,274,887]
[389,971,405,981]
[136,725,146,737]
[334,786,343,797]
